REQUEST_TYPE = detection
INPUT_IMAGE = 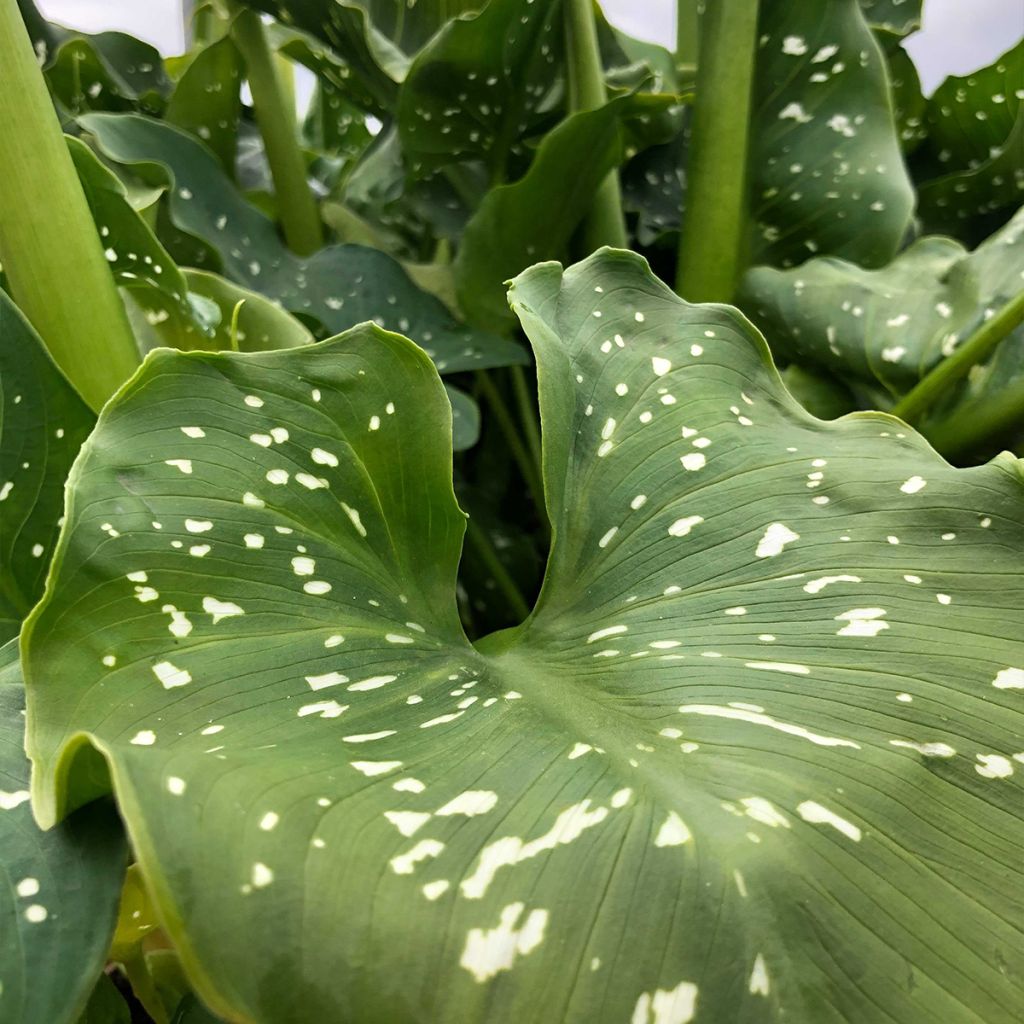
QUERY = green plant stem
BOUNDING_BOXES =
[676,0,700,66]
[476,370,547,520]
[891,290,1024,424]
[563,0,628,251]
[465,518,531,622]
[675,0,759,302]
[0,0,140,411]
[230,7,323,255]
[510,365,544,482]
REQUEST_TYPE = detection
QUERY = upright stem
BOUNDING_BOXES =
[465,518,531,622]
[892,290,1024,424]
[230,7,323,255]
[675,0,759,302]
[676,0,700,66]
[0,0,140,410]
[563,0,627,251]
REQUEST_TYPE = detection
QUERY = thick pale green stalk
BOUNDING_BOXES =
[676,0,700,66]
[675,0,759,302]
[563,0,627,251]
[892,290,1024,424]
[0,0,140,410]
[230,7,323,255]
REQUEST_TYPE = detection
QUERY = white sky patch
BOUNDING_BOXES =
[797,801,862,841]
[975,754,1014,779]
[755,523,799,558]
[900,476,927,494]
[740,797,789,829]
[436,791,498,817]
[0,789,31,810]
[130,730,156,746]
[630,980,699,1024]
[460,903,549,983]
[422,880,450,900]
[652,356,672,376]
[678,704,860,748]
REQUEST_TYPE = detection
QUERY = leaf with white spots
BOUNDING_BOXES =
[81,112,528,374]
[742,206,1024,455]
[23,252,1024,1022]
[751,0,914,267]
[0,641,127,1024]
[912,38,1023,244]
[0,293,96,642]
[396,0,564,178]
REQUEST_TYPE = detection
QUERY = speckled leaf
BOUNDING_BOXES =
[741,206,1024,436]
[455,97,664,329]
[236,0,408,116]
[857,0,922,37]
[1,640,127,1024]
[82,113,526,373]
[750,0,914,267]
[0,293,96,643]
[18,0,171,116]
[24,250,1024,1023]
[914,40,1024,243]
[165,35,244,173]
[396,0,564,178]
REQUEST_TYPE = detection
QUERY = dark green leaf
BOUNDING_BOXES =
[76,974,130,1024]
[397,0,565,178]
[82,113,526,373]
[0,293,95,642]
[1,640,127,1024]
[750,0,914,267]
[165,36,244,173]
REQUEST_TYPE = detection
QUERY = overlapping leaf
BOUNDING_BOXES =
[750,0,914,267]
[1,640,127,1024]
[396,0,564,178]
[741,206,1024,450]
[913,40,1024,243]
[81,112,526,373]
[455,96,670,328]
[0,294,95,642]
[25,250,1024,1023]
[17,0,170,115]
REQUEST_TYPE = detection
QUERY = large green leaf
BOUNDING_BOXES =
[913,40,1024,244]
[80,113,526,373]
[1,640,127,1024]
[857,0,922,37]
[740,206,1024,449]
[396,0,564,178]
[750,0,914,267]
[24,250,1024,1022]
[0,293,95,642]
